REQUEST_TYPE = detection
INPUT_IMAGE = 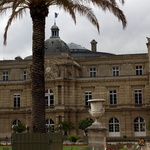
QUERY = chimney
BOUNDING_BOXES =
[91,39,97,52]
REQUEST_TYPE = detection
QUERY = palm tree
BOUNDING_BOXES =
[12,122,26,133]
[0,0,127,133]
[58,121,75,135]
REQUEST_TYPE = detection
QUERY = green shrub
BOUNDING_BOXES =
[123,135,127,138]
[68,134,79,143]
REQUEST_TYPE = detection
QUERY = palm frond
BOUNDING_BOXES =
[0,6,12,14]
[4,7,27,45]
[111,6,127,29]
[12,0,29,9]
[119,0,125,5]
[73,3,100,32]
[89,0,127,29]
[54,0,100,30]
[55,0,77,24]
[1,0,126,45]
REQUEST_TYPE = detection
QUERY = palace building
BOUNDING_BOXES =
[0,23,150,138]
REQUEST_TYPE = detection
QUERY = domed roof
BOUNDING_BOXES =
[51,23,59,30]
[68,43,89,51]
[68,42,114,57]
[45,23,70,55]
[24,23,114,60]
[45,38,70,54]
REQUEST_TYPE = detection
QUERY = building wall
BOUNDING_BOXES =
[0,49,150,138]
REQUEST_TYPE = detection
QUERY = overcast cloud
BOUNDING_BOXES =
[0,0,150,60]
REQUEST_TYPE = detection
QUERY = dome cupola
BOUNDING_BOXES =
[45,23,70,55]
[51,22,59,38]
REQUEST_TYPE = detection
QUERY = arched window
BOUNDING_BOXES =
[45,119,55,132]
[109,118,120,137]
[134,117,146,136]
[45,89,54,107]
[12,120,20,126]
[12,120,21,132]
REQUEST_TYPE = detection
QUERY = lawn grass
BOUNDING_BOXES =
[0,145,12,150]
[0,143,137,150]
[0,145,87,150]
[63,144,135,150]
[63,145,87,150]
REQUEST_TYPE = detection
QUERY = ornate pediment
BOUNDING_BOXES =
[45,58,81,79]
[45,59,62,79]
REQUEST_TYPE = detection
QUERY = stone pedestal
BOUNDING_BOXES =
[87,99,107,150]
[87,123,107,150]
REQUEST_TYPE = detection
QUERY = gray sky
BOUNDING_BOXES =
[0,0,150,60]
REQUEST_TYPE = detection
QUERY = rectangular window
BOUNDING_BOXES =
[112,67,119,76]
[23,71,27,80]
[89,68,96,77]
[110,90,117,104]
[109,124,113,132]
[134,124,139,132]
[135,89,142,104]
[85,91,92,106]
[136,66,143,75]
[140,123,145,132]
[50,95,54,106]
[45,89,54,107]
[115,124,120,132]
[2,72,8,81]
[14,94,20,108]
[45,96,48,107]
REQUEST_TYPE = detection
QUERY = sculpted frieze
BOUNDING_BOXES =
[45,58,80,79]
[68,65,73,78]
[45,59,64,79]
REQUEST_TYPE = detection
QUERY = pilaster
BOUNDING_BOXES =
[55,86,58,105]
[146,37,150,73]
[62,85,64,105]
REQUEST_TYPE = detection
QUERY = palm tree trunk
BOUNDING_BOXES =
[31,15,46,133]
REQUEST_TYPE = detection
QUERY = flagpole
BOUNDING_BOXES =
[54,17,56,24]
[54,12,59,24]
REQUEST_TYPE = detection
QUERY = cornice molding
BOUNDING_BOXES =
[0,80,31,86]
[75,77,148,83]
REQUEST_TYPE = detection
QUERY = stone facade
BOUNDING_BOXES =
[0,27,150,138]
